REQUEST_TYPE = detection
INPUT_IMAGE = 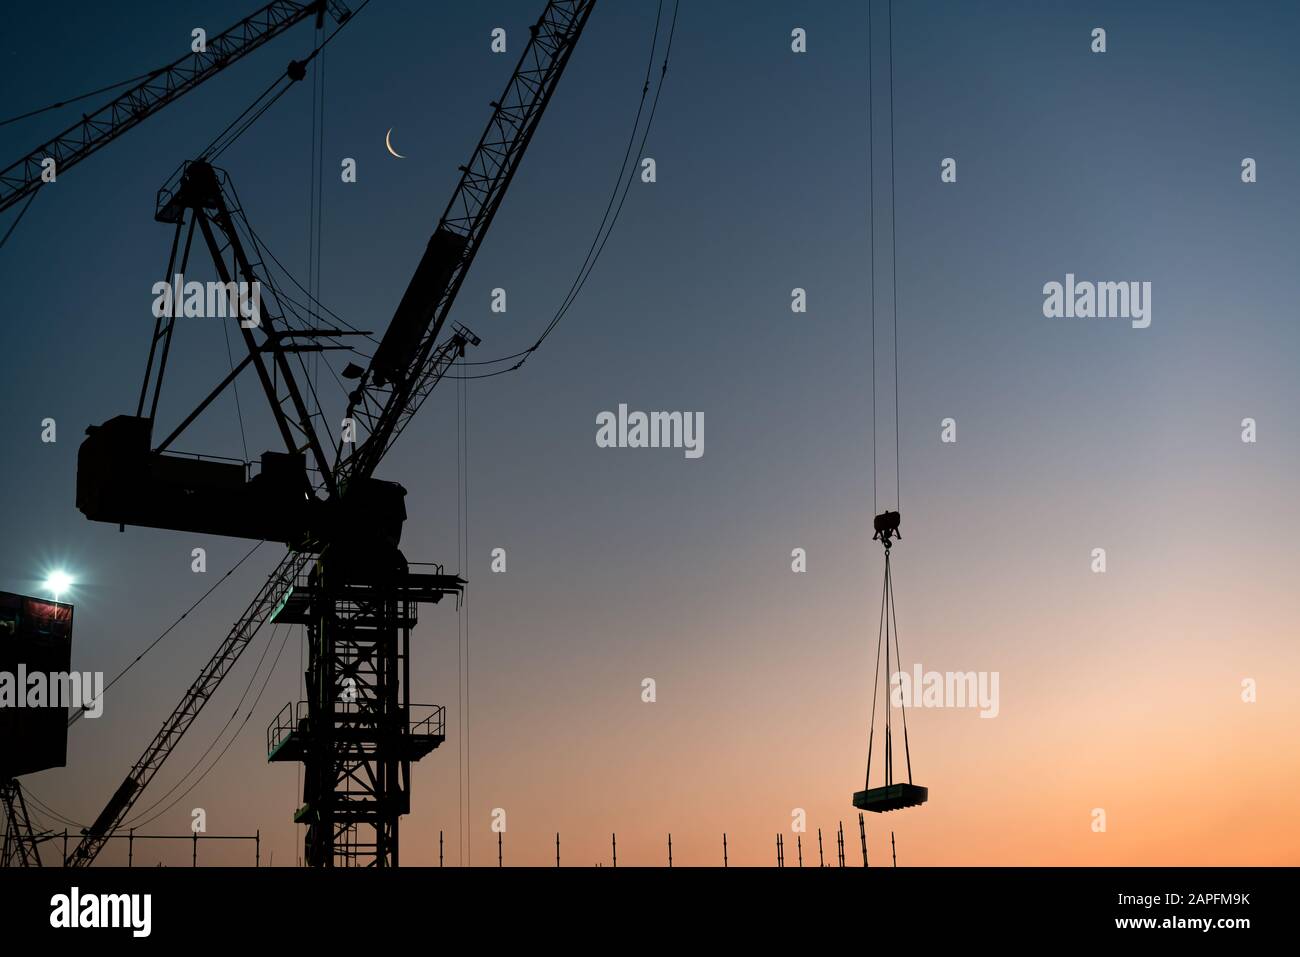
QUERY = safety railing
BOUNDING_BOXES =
[409,704,446,739]
[266,700,309,756]
[268,701,444,755]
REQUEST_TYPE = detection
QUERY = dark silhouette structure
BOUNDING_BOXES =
[68,0,597,867]
[0,591,74,867]
[1,781,42,867]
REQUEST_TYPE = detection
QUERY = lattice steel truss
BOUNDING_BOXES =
[0,1,350,214]
[2,780,42,867]
[268,555,462,867]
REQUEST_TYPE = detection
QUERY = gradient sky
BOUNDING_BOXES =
[2,0,1298,866]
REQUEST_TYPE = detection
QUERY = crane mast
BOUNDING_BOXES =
[69,0,598,867]
[0,0,350,215]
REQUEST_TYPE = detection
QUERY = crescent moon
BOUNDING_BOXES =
[385,128,406,159]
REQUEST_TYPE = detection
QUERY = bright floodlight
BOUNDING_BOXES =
[44,570,72,600]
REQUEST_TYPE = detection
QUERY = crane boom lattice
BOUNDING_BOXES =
[0,0,350,215]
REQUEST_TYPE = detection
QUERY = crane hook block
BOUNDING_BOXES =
[872,509,901,546]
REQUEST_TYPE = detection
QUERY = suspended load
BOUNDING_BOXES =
[854,509,928,813]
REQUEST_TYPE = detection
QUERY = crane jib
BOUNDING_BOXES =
[0,0,352,215]
[341,0,597,486]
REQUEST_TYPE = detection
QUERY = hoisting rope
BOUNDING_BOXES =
[443,0,680,381]
[298,9,328,850]
[29,540,267,830]
[306,14,327,431]
[0,67,165,128]
[66,541,265,728]
[121,621,293,829]
[455,363,472,866]
[121,627,296,832]
[868,0,877,516]
[0,190,37,251]
[864,542,914,791]
[868,0,902,514]
[198,0,372,163]
[463,371,472,868]
[862,0,914,797]
[888,0,902,511]
[864,560,885,786]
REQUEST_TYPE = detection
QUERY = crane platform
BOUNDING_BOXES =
[853,783,928,813]
[267,702,446,763]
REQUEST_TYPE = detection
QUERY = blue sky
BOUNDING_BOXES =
[2,1,1298,866]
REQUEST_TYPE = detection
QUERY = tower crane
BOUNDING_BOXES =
[0,0,351,216]
[68,0,597,867]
